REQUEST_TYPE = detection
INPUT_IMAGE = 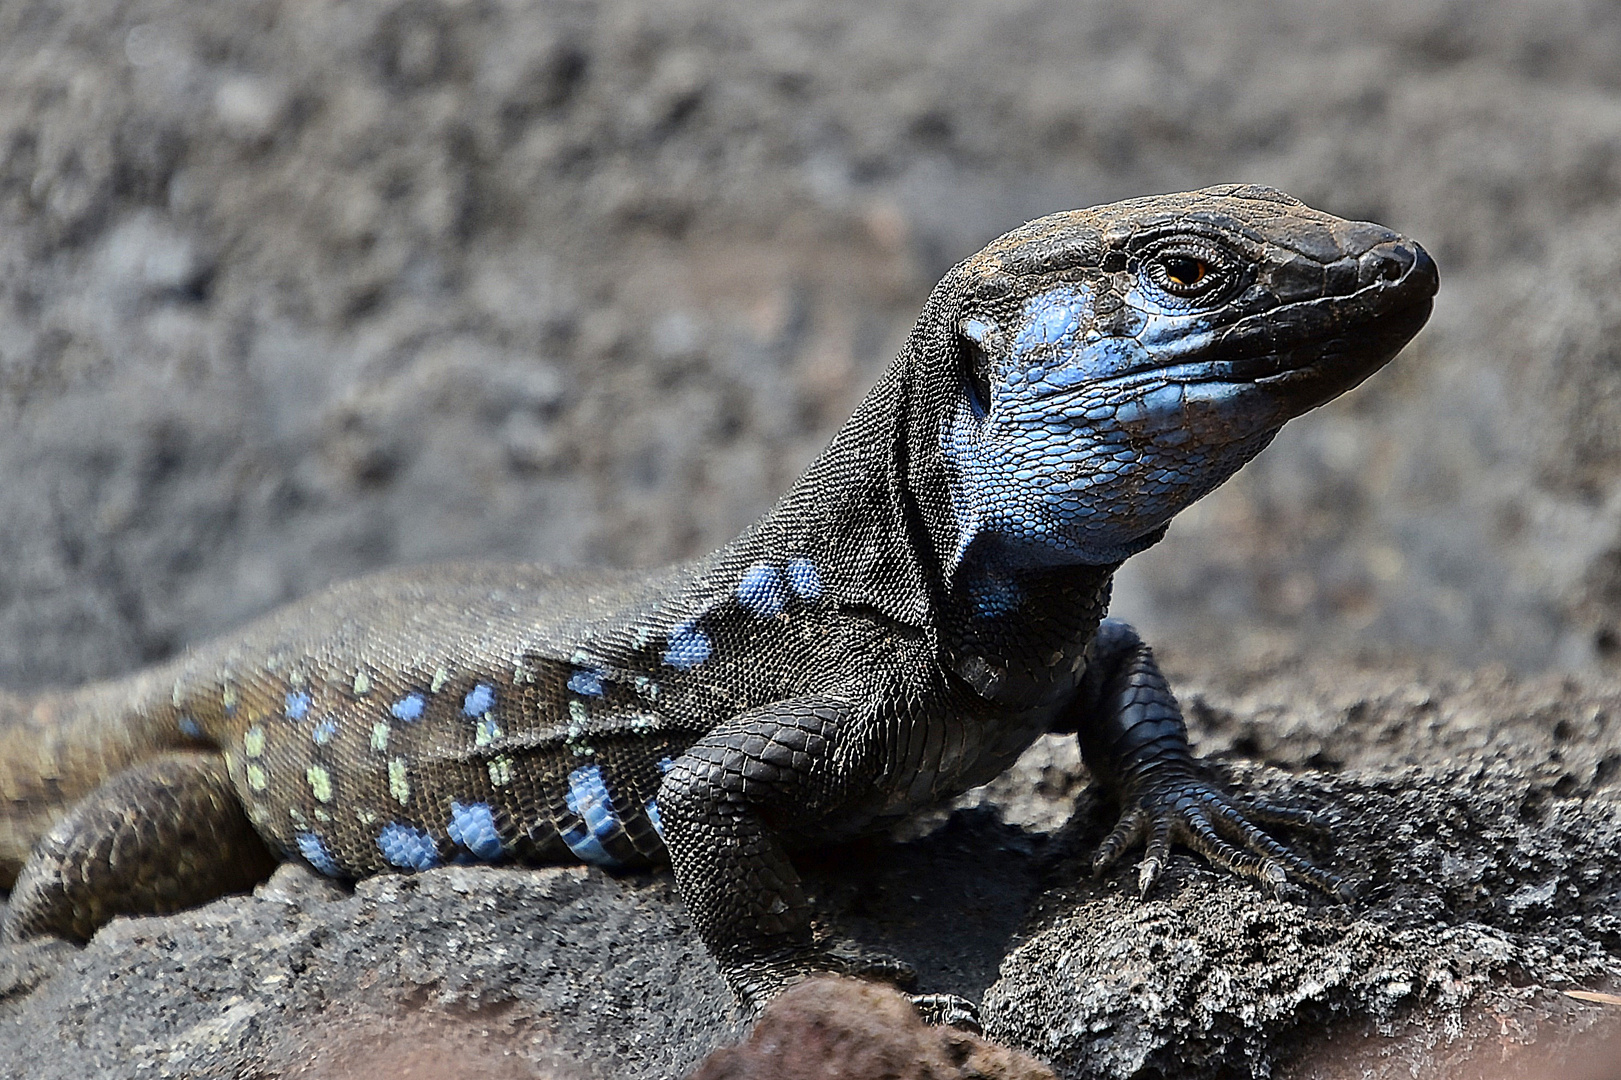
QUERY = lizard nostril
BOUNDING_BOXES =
[1363,240,1414,286]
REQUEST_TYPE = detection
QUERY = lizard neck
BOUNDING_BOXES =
[724,282,1135,656]
[936,544,1119,709]
[727,358,943,630]
[727,335,1123,716]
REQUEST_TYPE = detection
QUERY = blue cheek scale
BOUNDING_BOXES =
[945,284,1276,573]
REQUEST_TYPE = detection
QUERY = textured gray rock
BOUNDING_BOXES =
[3,652,1618,1078]
[973,651,1621,1078]
[1,863,737,1079]
[984,763,1621,1078]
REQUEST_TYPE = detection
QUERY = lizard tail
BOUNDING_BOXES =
[0,669,189,888]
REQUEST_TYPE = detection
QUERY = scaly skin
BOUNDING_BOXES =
[0,185,1437,1027]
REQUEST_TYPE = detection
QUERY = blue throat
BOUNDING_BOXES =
[941,283,1281,576]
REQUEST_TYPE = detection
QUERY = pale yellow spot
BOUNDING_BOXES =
[246,764,268,791]
[288,806,309,828]
[172,681,185,708]
[474,717,503,748]
[243,725,266,758]
[488,756,514,787]
[248,805,270,827]
[352,670,372,696]
[571,743,595,757]
[513,659,535,685]
[430,666,450,694]
[314,808,332,823]
[356,808,377,826]
[370,721,391,752]
[306,764,333,803]
[289,669,307,688]
[388,758,410,804]
[568,699,589,726]
[222,684,238,714]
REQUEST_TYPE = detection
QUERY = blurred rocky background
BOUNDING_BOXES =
[4,1,1621,1077]
[6,0,1621,688]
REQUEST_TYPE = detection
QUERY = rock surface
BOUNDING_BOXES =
[4,650,1619,1078]
[3,1,1621,1077]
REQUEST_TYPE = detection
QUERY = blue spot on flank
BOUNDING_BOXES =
[377,822,440,871]
[562,764,622,867]
[312,718,338,745]
[737,563,787,615]
[448,801,504,861]
[178,716,203,739]
[567,670,605,697]
[284,691,311,721]
[645,798,665,838]
[391,693,426,722]
[296,833,343,877]
[462,683,496,717]
[662,622,712,670]
[786,558,822,600]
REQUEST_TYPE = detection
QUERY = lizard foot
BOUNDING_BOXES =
[910,993,982,1033]
[724,945,985,1032]
[1092,764,1350,901]
[725,943,918,1019]
[823,948,979,1031]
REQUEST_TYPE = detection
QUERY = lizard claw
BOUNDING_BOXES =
[1092,765,1349,901]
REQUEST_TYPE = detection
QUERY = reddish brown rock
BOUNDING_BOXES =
[687,977,1056,1080]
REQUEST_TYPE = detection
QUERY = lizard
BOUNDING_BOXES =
[0,185,1437,1026]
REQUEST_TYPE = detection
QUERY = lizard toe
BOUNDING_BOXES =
[910,992,982,1033]
[1101,766,1347,900]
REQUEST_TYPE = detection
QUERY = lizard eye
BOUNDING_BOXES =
[1139,239,1237,303]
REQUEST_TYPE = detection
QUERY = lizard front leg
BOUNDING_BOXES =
[657,695,978,1028]
[1062,618,1347,900]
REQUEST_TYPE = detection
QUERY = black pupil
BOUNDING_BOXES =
[1163,256,1205,286]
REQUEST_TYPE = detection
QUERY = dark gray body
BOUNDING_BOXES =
[0,186,1437,1023]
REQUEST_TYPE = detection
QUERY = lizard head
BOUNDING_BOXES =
[934,184,1437,570]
